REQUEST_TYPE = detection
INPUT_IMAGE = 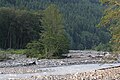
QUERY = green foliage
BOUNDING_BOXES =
[26,41,44,58]
[0,49,26,61]
[0,0,111,50]
[25,4,69,59]
[0,49,26,54]
[99,0,120,52]
[6,49,27,54]
[0,0,113,58]
[41,4,69,58]
[0,7,42,49]
[93,43,112,51]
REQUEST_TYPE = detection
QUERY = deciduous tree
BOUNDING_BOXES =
[99,0,120,52]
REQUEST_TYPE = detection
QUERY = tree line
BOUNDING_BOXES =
[0,5,69,58]
[0,0,111,50]
[0,8,42,49]
[1,0,118,58]
[99,0,120,53]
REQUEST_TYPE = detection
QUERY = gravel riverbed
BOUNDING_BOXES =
[0,51,120,80]
[0,63,120,80]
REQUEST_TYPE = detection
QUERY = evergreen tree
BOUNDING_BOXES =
[0,8,42,49]
[0,0,111,51]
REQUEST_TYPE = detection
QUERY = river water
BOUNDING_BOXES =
[0,63,120,79]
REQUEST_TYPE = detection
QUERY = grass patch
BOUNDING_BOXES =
[0,49,27,61]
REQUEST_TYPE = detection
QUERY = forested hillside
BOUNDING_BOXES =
[0,1,120,79]
[0,0,111,50]
[0,8,42,49]
[99,0,120,52]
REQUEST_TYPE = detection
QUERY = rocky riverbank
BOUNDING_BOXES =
[0,58,119,68]
[39,66,120,80]
[0,50,120,68]
[0,51,120,80]
[1,65,120,80]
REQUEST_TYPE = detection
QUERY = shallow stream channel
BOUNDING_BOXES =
[0,63,120,79]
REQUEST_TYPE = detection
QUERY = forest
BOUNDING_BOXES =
[0,0,118,58]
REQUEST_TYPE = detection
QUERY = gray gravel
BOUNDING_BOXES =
[0,63,120,80]
[0,58,116,68]
[0,51,120,80]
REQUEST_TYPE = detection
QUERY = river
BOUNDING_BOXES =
[0,63,120,80]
